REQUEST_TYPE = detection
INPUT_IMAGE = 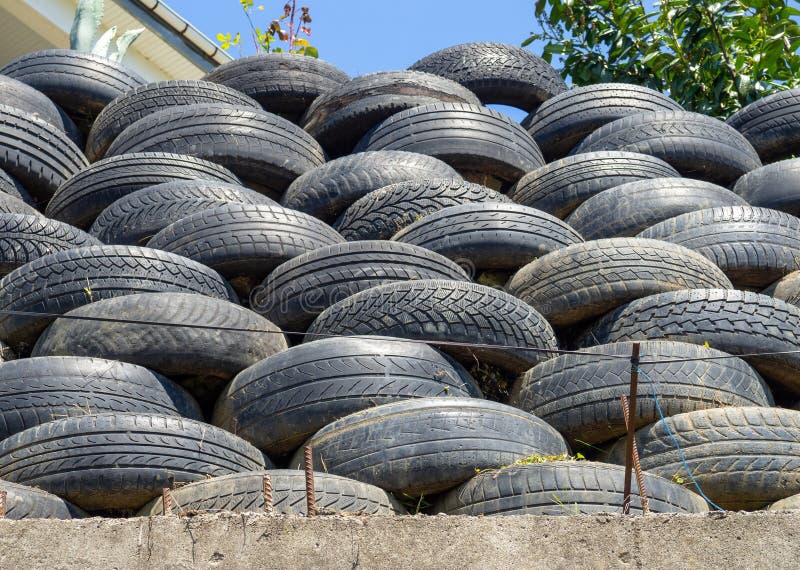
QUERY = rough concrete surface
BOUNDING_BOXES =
[0,511,796,569]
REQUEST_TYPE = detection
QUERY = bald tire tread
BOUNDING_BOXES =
[355,102,544,189]
[254,240,469,332]
[203,53,350,123]
[289,398,569,495]
[140,470,403,516]
[86,79,262,162]
[726,89,800,164]
[608,407,800,511]
[281,151,460,223]
[566,178,748,239]
[45,152,240,230]
[509,151,680,219]
[0,74,77,143]
[507,238,733,328]
[89,180,276,246]
[522,83,684,162]
[32,292,287,409]
[510,340,772,448]
[0,480,84,519]
[299,70,480,158]
[733,159,800,215]
[0,213,100,276]
[0,413,268,512]
[577,289,800,397]
[637,206,800,290]
[334,179,510,242]
[105,104,325,199]
[573,111,762,187]
[434,461,708,516]
[0,245,236,355]
[392,202,584,273]
[213,336,481,456]
[0,356,203,440]
[764,271,800,307]
[306,279,558,375]
[0,104,88,204]
[408,42,566,111]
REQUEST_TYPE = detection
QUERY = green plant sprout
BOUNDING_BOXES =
[218,1,318,57]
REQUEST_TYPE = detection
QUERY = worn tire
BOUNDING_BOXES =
[0,191,39,216]
[577,289,800,396]
[147,203,344,298]
[307,280,558,375]
[434,461,708,516]
[213,336,481,456]
[408,42,566,111]
[567,178,748,239]
[46,152,240,230]
[574,111,762,186]
[509,151,679,219]
[289,398,568,495]
[508,238,732,328]
[281,151,460,223]
[0,480,84,520]
[335,179,510,241]
[768,493,800,511]
[203,53,350,123]
[0,168,34,205]
[0,74,78,143]
[510,340,772,447]
[0,245,236,354]
[764,271,800,306]
[355,102,544,189]
[637,206,800,290]
[106,104,325,199]
[300,70,480,158]
[0,413,267,512]
[140,470,403,516]
[608,407,800,511]
[726,89,800,164]
[733,159,800,215]
[253,240,468,332]
[86,79,261,162]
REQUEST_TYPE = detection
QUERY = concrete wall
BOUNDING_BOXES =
[0,511,797,569]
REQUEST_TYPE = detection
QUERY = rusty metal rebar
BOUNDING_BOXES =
[162,487,172,516]
[622,342,641,514]
[304,445,316,516]
[621,395,650,514]
[263,473,273,514]
[0,490,6,519]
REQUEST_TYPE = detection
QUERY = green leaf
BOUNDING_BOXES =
[304,46,319,58]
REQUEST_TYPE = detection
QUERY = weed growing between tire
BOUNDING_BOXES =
[469,363,514,402]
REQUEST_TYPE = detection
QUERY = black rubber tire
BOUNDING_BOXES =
[355,102,544,190]
[89,180,277,245]
[0,213,100,276]
[252,240,469,333]
[0,356,203,439]
[0,413,267,512]
[203,53,350,123]
[32,292,287,409]
[566,178,748,239]
[0,244,236,355]
[726,89,800,164]
[433,461,708,516]
[608,407,800,511]
[45,152,240,230]
[509,151,680,219]
[86,79,262,162]
[281,150,460,223]
[764,271,800,307]
[299,70,480,158]
[392,202,584,274]
[214,336,481,456]
[0,480,85,520]
[733,159,800,215]
[510,340,772,448]
[0,190,42,216]
[147,203,344,298]
[522,84,684,161]
[508,238,733,328]
[768,493,800,511]
[576,289,800,396]
[289,398,568,495]
[140,470,404,516]
[637,206,800,290]
[573,111,762,187]
[0,104,88,205]
[0,50,145,136]
[408,42,566,111]
[0,74,78,142]
[0,168,35,205]
[307,279,558,375]
[106,104,325,200]
[335,179,510,242]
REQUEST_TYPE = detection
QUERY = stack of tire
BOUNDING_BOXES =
[0,41,798,519]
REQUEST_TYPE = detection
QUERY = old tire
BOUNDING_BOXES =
[213,336,481,456]
[764,271,800,306]
[733,159,800,215]
[726,88,800,164]
[0,74,78,143]
[0,190,39,216]
[0,480,84,520]
[768,493,800,511]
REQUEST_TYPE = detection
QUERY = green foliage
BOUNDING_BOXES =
[219,1,318,57]
[69,0,143,62]
[475,451,587,476]
[525,0,800,117]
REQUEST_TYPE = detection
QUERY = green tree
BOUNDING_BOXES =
[526,0,800,117]
[218,0,317,57]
